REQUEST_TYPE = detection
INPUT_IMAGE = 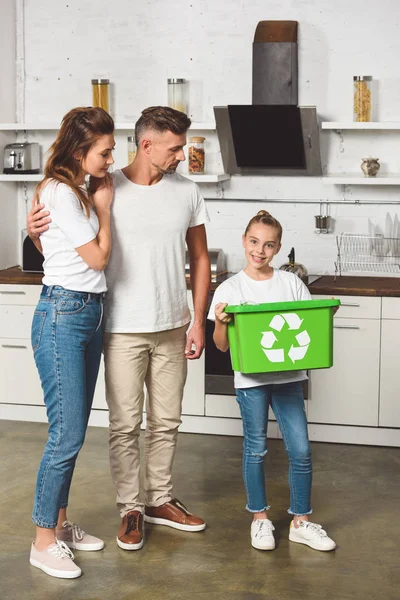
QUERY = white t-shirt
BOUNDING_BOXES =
[208,269,311,389]
[104,170,209,333]
[40,180,107,293]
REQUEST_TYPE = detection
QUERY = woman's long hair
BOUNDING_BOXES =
[34,107,114,214]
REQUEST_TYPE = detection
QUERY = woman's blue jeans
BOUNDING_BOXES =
[236,381,312,516]
[31,285,104,528]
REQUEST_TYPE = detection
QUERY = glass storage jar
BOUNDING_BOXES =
[167,78,187,113]
[188,137,205,173]
[92,79,110,112]
[127,136,136,164]
[353,76,372,122]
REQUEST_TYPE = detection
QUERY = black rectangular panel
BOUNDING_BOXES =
[227,105,306,169]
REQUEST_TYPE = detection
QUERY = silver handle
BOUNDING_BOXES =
[1,344,28,349]
[334,325,360,330]
[0,291,26,295]
[340,302,360,307]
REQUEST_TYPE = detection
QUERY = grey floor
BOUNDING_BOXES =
[0,420,399,600]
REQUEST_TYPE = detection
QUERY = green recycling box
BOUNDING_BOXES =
[225,299,340,374]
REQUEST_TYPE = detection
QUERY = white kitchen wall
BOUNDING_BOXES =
[0,0,17,270]
[14,0,400,274]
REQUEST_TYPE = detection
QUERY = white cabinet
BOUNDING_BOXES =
[182,354,205,415]
[0,284,43,406]
[308,295,381,426]
[379,298,400,427]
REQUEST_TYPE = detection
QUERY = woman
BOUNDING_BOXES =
[29,107,115,579]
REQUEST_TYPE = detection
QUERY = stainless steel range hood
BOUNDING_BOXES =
[214,21,322,176]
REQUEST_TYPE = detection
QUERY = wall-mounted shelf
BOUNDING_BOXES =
[0,121,217,131]
[323,174,400,185]
[0,172,230,184]
[321,122,400,130]
[0,174,42,182]
[186,173,230,183]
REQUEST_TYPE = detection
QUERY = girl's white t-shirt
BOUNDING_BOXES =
[208,269,311,389]
[40,180,107,293]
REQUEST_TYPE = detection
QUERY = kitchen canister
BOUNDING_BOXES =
[167,78,187,113]
[188,136,205,173]
[92,79,110,113]
[353,76,372,122]
[127,136,136,164]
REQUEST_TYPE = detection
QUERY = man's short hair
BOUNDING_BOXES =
[135,106,191,146]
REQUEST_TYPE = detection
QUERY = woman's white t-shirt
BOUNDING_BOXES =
[208,269,311,389]
[40,180,107,293]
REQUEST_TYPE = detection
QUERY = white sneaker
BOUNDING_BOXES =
[30,540,82,579]
[251,518,275,551]
[56,520,104,551]
[289,520,336,551]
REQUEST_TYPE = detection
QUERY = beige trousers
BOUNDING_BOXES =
[103,325,188,516]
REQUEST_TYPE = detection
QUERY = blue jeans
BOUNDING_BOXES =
[31,285,104,528]
[236,381,312,516]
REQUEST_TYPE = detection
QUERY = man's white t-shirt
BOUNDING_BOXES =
[104,169,209,333]
[208,269,311,389]
[40,180,107,293]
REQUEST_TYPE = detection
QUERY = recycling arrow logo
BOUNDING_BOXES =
[260,313,310,364]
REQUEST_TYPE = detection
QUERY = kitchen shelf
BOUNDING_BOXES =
[0,172,230,184]
[185,173,230,183]
[0,121,216,131]
[323,174,400,185]
[321,122,400,130]
[0,174,42,182]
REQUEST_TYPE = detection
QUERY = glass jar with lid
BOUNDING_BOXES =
[353,76,372,122]
[127,136,136,164]
[167,78,187,113]
[188,137,205,173]
[92,79,110,113]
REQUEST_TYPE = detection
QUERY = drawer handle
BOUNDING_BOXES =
[340,302,360,307]
[334,325,360,330]
[1,344,28,349]
[0,291,26,295]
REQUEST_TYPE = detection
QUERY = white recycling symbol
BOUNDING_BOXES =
[260,313,310,364]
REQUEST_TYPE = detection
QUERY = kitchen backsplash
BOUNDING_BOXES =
[205,199,400,276]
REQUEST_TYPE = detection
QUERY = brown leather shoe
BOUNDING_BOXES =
[117,510,144,550]
[144,498,206,532]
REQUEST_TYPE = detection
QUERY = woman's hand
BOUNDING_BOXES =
[91,173,113,212]
[215,302,232,324]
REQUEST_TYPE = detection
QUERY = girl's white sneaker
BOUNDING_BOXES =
[289,520,336,551]
[29,540,82,579]
[251,518,275,550]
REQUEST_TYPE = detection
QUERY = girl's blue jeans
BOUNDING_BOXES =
[236,381,312,516]
[31,285,104,528]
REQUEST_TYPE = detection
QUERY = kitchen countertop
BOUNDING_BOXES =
[2,266,400,297]
[0,266,232,291]
[308,275,400,297]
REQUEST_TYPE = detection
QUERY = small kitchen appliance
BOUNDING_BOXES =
[3,143,40,174]
[21,229,44,273]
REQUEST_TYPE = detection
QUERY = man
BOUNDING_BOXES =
[28,106,211,551]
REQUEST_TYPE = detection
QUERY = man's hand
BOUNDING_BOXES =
[185,322,205,360]
[27,199,51,240]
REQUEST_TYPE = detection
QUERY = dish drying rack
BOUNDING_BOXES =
[335,233,400,277]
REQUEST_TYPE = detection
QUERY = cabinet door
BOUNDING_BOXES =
[182,353,205,415]
[0,338,44,405]
[308,318,380,426]
[379,320,400,427]
[92,356,107,410]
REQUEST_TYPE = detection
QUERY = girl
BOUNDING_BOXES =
[208,210,336,552]
[29,107,115,578]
